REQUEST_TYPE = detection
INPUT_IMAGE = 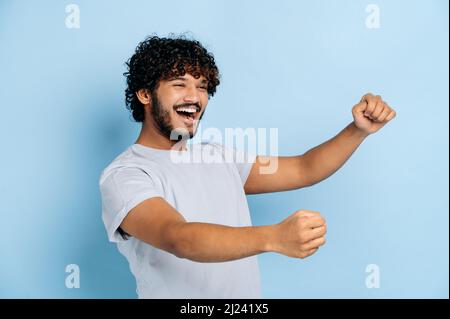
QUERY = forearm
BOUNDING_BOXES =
[302,122,369,185]
[169,222,275,262]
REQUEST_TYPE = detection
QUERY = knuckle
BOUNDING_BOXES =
[310,211,321,218]
[298,220,306,229]
[296,210,308,217]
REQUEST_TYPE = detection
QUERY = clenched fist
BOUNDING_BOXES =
[352,93,397,135]
[271,210,327,259]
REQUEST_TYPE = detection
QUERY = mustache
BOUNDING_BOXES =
[174,103,201,112]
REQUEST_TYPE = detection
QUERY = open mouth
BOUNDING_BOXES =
[174,106,199,125]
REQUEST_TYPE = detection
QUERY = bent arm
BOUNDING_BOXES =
[168,222,274,262]
[120,197,275,262]
[244,122,368,194]
[300,122,369,186]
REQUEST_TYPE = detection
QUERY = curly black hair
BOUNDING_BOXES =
[123,35,221,122]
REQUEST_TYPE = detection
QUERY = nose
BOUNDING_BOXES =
[183,85,200,104]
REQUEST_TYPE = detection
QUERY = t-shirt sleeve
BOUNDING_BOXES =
[217,143,257,186]
[99,166,164,243]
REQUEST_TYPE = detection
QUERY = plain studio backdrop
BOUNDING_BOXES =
[0,0,448,298]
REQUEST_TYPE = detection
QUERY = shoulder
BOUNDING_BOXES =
[99,145,159,186]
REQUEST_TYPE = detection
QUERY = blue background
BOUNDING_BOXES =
[0,0,448,298]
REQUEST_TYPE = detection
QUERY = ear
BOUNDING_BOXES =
[136,89,151,105]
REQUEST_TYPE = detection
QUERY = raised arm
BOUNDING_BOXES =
[120,197,327,262]
[244,93,396,195]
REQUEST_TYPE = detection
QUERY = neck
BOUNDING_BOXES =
[135,120,188,151]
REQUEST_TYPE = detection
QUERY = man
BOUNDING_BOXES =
[99,35,396,298]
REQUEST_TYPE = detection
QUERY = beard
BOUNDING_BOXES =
[150,91,204,142]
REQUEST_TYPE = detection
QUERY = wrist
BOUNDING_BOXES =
[260,224,279,253]
[349,121,370,139]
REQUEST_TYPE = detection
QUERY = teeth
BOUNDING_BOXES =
[175,107,196,113]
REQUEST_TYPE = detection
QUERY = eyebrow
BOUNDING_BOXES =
[169,76,186,81]
[169,76,208,85]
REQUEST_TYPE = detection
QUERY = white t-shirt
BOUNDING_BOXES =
[99,141,261,298]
